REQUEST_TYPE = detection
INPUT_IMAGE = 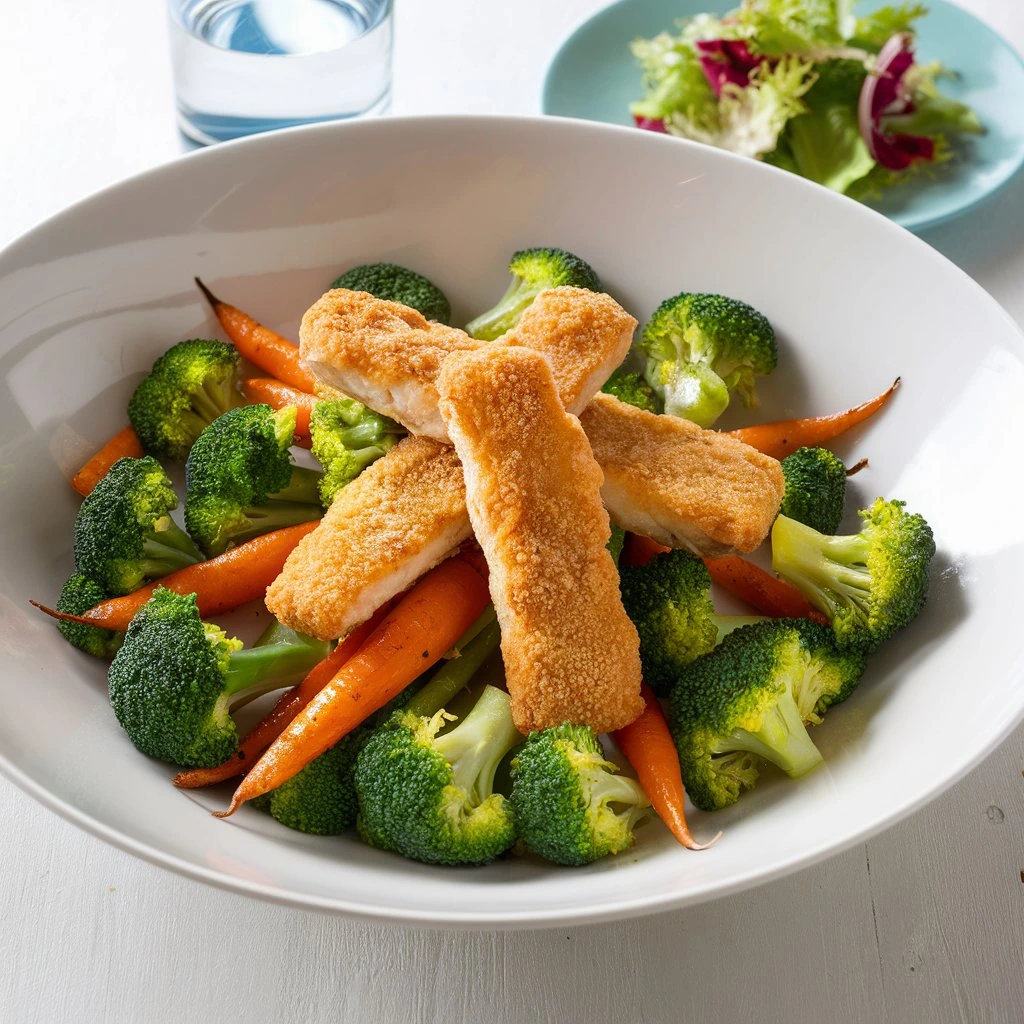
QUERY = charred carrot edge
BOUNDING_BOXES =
[728,379,900,460]
[613,683,719,851]
[32,521,319,633]
[242,377,318,448]
[70,425,144,497]
[172,600,395,789]
[195,278,318,393]
[215,553,491,817]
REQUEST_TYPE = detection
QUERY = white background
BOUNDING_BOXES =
[3,1,1024,1020]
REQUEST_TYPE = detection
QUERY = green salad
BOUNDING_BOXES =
[630,0,983,197]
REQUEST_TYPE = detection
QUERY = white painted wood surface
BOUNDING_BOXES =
[3,1,1023,1020]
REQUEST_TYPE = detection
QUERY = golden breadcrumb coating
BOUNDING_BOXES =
[580,393,784,556]
[299,286,634,440]
[437,346,644,735]
[265,436,470,641]
[300,289,481,440]
[500,286,636,413]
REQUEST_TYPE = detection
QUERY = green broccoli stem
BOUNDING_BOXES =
[141,516,204,577]
[717,688,823,778]
[337,419,392,449]
[269,466,326,506]
[588,768,651,829]
[222,636,331,706]
[713,615,769,643]
[772,515,872,618]
[233,500,323,543]
[465,280,537,341]
[435,686,522,804]
[192,375,239,426]
[406,609,501,718]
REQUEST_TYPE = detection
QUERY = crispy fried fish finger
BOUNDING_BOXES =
[299,287,635,441]
[265,436,470,641]
[437,346,644,734]
[580,393,785,556]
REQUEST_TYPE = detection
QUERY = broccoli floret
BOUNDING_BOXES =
[128,339,240,460]
[108,589,328,768]
[601,370,663,413]
[309,397,406,507]
[510,724,650,866]
[669,619,864,811]
[772,498,936,653]
[330,262,452,324]
[55,572,122,658]
[73,456,202,596]
[465,247,602,341]
[780,447,847,534]
[184,404,323,556]
[639,293,777,427]
[354,685,521,865]
[619,549,766,696]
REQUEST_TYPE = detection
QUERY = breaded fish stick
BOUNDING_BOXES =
[300,287,635,441]
[581,394,784,556]
[437,346,644,735]
[265,435,470,641]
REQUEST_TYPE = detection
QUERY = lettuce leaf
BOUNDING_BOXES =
[665,56,817,159]
[732,0,856,55]
[849,3,928,50]
[787,59,875,192]
[630,31,719,122]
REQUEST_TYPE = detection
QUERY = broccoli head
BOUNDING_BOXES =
[354,685,522,865]
[640,292,777,427]
[780,447,847,534]
[74,456,202,596]
[619,549,766,696]
[772,498,936,653]
[465,247,602,341]
[330,262,452,324]
[669,619,864,811]
[510,724,650,866]
[128,339,240,460]
[184,404,323,556]
[309,397,406,507]
[108,589,328,767]
[55,572,122,658]
[600,370,663,413]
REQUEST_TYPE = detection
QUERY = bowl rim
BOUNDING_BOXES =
[2,112,1023,928]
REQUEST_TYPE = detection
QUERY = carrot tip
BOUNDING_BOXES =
[211,803,240,819]
[846,458,869,477]
[194,276,221,309]
[678,828,723,852]
[29,600,87,625]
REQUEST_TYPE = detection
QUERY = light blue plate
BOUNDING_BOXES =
[543,0,1024,232]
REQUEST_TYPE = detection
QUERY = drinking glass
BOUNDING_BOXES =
[168,0,393,145]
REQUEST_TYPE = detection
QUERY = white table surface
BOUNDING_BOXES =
[4,2,1024,1021]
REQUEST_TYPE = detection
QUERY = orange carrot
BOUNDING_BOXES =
[173,601,394,789]
[728,379,899,460]
[703,554,829,624]
[215,554,491,816]
[32,521,318,633]
[621,533,670,567]
[243,377,318,448]
[70,425,144,497]
[613,683,719,850]
[195,278,318,393]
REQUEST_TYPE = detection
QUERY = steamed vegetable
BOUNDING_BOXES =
[330,262,452,324]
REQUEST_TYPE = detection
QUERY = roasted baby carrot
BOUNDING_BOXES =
[728,379,900,460]
[195,278,318,393]
[702,554,829,624]
[613,683,719,850]
[620,533,670,567]
[172,601,394,789]
[70,425,144,497]
[242,377,318,447]
[215,553,491,816]
[32,521,318,633]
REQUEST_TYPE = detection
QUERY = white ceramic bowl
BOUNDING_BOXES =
[1,115,1021,929]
